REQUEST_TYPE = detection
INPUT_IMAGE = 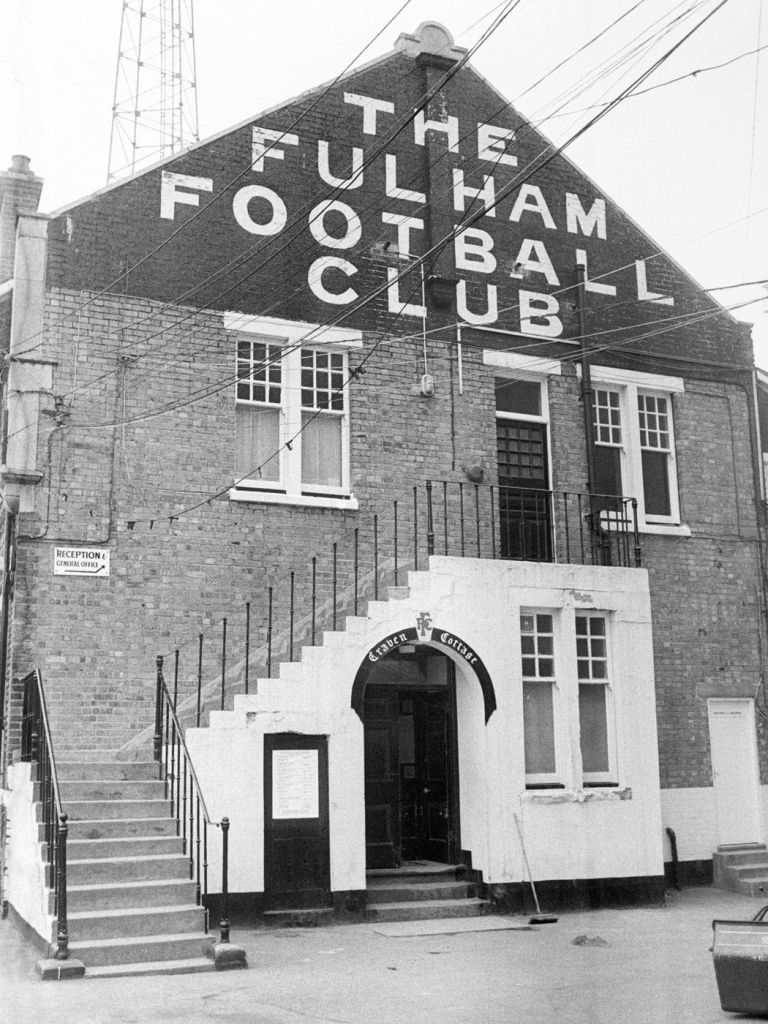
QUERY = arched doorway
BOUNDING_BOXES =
[361,645,459,869]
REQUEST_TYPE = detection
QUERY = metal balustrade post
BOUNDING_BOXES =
[443,481,448,555]
[267,586,273,677]
[55,813,69,960]
[173,649,179,710]
[153,656,164,762]
[220,619,227,711]
[426,480,435,557]
[413,487,419,571]
[219,817,230,944]
[393,501,399,586]
[244,602,250,695]
[632,499,642,567]
[289,573,295,659]
[196,634,203,727]
[311,558,317,645]
[332,545,337,630]
[373,515,379,599]
[354,528,359,615]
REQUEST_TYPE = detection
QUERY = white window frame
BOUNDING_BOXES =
[227,314,362,510]
[575,612,617,787]
[585,365,687,536]
[519,609,564,788]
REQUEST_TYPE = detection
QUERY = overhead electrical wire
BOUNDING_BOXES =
[8,0,744,449]
[6,0,748,518]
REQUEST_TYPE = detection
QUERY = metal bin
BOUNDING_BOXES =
[712,905,768,1015]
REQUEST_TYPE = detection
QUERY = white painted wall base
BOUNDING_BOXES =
[187,557,664,896]
[661,786,768,864]
[1,762,54,946]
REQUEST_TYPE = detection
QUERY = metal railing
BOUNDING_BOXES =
[153,656,230,944]
[20,669,69,960]
[156,480,641,732]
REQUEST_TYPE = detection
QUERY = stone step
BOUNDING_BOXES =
[62,817,178,841]
[68,904,205,941]
[57,762,160,782]
[67,835,184,860]
[67,853,190,885]
[66,799,171,821]
[716,850,768,867]
[365,898,491,923]
[68,931,209,967]
[732,865,768,879]
[367,881,476,904]
[59,780,167,802]
[262,907,335,928]
[66,878,199,913]
[85,956,215,979]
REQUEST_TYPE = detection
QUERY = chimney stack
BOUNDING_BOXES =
[0,155,44,282]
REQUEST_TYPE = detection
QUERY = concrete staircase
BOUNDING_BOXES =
[365,862,492,922]
[713,844,768,897]
[55,760,215,977]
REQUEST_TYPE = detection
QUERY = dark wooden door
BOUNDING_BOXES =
[264,734,330,909]
[400,689,454,862]
[497,418,552,561]
[364,687,401,868]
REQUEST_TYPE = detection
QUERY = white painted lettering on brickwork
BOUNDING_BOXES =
[309,200,362,249]
[511,239,560,287]
[381,212,424,258]
[307,256,358,304]
[477,123,518,166]
[386,267,426,318]
[509,185,557,230]
[344,93,395,135]
[452,170,496,217]
[635,261,674,305]
[454,229,497,274]
[456,280,498,325]
[566,193,607,239]
[413,110,460,152]
[384,155,425,204]
[160,171,213,219]
[232,185,287,235]
[317,142,364,190]
[576,249,616,296]
[251,127,299,172]
[519,290,563,336]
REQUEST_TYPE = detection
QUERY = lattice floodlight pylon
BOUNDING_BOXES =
[107,0,199,184]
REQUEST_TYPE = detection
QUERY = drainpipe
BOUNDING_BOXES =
[576,261,596,496]
[0,497,17,778]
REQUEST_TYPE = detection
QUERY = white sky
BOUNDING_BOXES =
[2,0,767,363]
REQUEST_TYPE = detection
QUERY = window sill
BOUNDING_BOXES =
[639,522,691,537]
[523,786,632,804]
[229,487,359,511]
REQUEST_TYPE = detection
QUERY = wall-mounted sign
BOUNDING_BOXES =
[53,547,110,577]
[272,748,319,819]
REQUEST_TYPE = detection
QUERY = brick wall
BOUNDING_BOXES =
[5,39,764,787]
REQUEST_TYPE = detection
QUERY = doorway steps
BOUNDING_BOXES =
[365,862,492,922]
[54,760,215,978]
[713,844,768,897]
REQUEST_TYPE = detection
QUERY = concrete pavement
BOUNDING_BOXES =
[1,886,763,1024]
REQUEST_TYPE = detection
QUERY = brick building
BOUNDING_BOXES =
[1,22,766,967]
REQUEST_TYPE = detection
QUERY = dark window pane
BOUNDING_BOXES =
[579,685,609,773]
[523,682,556,774]
[536,614,553,632]
[495,377,541,416]
[593,444,622,497]
[642,450,671,516]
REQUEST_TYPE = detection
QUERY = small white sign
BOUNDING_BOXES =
[272,749,319,819]
[54,547,110,577]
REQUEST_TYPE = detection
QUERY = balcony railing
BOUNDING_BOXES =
[151,481,641,735]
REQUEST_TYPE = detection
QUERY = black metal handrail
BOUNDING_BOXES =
[20,669,69,960]
[155,480,642,732]
[153,656,230,944]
